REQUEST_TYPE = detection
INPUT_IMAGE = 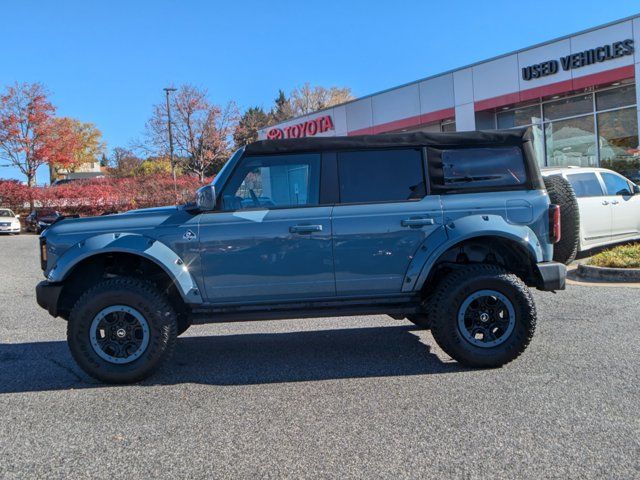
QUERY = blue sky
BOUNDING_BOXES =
[1,0,639,184]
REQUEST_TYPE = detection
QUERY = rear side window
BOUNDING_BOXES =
[566,172,604,197]
[428,146,527,191]
[337,149,425,203]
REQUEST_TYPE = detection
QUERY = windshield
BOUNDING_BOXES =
[0,209,15,217]
[212,148,244,191]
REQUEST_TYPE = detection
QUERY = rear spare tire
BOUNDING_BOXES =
[543,174,580,265]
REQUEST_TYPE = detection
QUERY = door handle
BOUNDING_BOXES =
[401,217,435,228]
[602,200,610,205]
[289,224,323,234]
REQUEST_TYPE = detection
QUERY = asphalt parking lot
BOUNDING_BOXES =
[0,234,638,479]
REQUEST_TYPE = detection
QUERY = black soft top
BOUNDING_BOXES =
[245,127,543,191]
[245,128,532,155]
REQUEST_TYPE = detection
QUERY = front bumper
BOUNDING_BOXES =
[535,261,566,291]
[0,225,20,233]
[36,281,63,317]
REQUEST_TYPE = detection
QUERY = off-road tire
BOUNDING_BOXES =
[543,175,580,265]
[67,277,177,383]
[430,264,536,368]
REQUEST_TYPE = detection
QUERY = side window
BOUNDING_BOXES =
[428,146,527,191]
[222,154,320,210]
[601,172,633,196]
[337,149,425,203]
[566,172,604,198]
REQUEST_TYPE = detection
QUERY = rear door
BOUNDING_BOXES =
[565,172,611,249]
[600,171,640,242]
[331,148,443,296]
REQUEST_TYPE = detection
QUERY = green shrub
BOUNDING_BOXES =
[590,243,640,268]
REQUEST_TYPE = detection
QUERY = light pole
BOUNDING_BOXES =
[163,87,177,198]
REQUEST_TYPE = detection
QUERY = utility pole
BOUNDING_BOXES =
[163,87,178,200]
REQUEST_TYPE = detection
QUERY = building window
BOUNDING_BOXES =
[596,84,636,111]
[441,121,456,132]
[497,104,542,129]
[543,93,593,121]
[545,115,596,167]
[597,107,639,173]
[489,83,638,174]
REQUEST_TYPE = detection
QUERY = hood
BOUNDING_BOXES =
[122,205,180,215]
[44,205,184,237]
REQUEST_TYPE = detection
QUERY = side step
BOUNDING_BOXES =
[189,298,422,324]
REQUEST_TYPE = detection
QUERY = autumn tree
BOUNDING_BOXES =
[145,85,239,180]
[289,83,354,116]
[233,106,271,148]
[50,119,106,182]
[0,82,77,186]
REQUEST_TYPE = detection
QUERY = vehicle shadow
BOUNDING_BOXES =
[0,325,464,394]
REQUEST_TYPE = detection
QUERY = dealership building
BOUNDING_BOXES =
[259,15,640,174]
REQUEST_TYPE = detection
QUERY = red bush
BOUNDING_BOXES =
[0,180,34,212]
[0,175,209,216]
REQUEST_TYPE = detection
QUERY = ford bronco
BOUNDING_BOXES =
[36,129,566,383]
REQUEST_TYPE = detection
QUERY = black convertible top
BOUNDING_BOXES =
[245,128,532,155]
[245,127,543,191]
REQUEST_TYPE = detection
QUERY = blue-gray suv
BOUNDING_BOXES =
[36,129,566,383]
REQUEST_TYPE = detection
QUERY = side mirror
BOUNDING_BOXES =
[15,215,20,219]
[195,185,217,211]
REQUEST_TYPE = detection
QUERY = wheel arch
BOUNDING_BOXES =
[405,223,544,296]
[49,233,202,318]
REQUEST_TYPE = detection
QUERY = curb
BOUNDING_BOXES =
[577,263,640,282]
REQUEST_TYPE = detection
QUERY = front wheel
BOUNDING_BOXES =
[67,277,178,383]
[430,265,536,368]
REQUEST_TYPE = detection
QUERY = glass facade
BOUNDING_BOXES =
[491,83,639,177]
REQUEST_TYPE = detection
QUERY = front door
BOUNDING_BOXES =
[330,148,442,296]
[600,171,640,242]
[198,152,335,303]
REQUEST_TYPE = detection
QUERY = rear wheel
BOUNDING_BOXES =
[543,175,580,265]
[67,277,177,383]
[430,265,536,368]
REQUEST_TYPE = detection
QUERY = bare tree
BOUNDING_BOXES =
[145,85,239,180]
[107,147,143,178]
[289,83,354,116]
